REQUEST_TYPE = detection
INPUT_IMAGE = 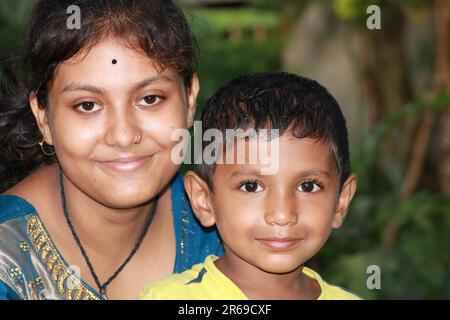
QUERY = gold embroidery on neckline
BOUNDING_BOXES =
[27,216,100,300]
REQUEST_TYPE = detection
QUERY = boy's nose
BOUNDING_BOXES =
[264,191,299,226]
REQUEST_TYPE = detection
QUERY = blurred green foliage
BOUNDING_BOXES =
[191,8,280,32]
[334,0,429,21]
[317,92,450,299]
[0,0,32,81]
[189,7,284,110]
[334,0,381,20]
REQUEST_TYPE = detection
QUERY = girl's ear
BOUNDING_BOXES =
[29,92,53,145]
[186,74,200,128]
[184,170,216,227]
[332,174,357,229]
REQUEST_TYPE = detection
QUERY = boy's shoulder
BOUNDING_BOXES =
[138,259,362,300]
[303,267,362,300]
[139,260,207,300]
[139,255,247,300]
[321,284,362,300]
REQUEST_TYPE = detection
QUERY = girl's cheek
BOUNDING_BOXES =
[52,120,99,155]
[156,122,188,148]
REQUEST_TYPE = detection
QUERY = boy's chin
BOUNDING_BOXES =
[255,260,304,275]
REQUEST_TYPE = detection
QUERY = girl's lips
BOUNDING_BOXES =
[97,156,152,173]
[256,238,303,250]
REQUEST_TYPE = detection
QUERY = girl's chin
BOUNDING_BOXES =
[97,189,157,209]
[101,198,153,210]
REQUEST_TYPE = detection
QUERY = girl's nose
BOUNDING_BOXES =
[105,107,142,149]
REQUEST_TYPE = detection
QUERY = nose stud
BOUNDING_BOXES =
[134,135,142,144]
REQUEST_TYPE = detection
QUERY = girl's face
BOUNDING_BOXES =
[31,38,199,208]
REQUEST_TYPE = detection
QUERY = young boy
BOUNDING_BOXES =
[139,72,360,300]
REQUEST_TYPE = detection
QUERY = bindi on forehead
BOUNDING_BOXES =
[112,59,117,65]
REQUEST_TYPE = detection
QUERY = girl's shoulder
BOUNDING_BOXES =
[0,194,36,225]
[2,164,58,213]
[0,194,39,300]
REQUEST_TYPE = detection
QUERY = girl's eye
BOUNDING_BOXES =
[298,181,322,193]
[239,181,263,193]
[137,95,163,107]
[74,101,103,113]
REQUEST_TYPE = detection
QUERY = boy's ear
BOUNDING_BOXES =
[184,170,216,227]
[186,74,200,128]
[332,174,357,229]
[29,92,53,145]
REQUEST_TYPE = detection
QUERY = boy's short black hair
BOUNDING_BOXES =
[195,72,350,190]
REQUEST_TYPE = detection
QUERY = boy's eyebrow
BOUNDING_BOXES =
[230,169,264,178]
[61,75,176,95]
[298,169,331,178]
[230,169,331,178]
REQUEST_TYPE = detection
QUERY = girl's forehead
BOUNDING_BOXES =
[63,38,155,66]
[51,39,180,92]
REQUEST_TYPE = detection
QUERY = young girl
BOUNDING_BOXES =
[0,0,222,300]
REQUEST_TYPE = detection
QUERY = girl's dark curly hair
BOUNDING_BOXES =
[0,0,198,192]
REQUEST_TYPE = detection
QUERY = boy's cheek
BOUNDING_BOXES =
[300,204,341,229]
[214,201,258,227]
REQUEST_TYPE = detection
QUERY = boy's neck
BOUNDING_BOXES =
[214,255,321,300]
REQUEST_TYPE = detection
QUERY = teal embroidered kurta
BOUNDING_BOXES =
[0,173,223,300]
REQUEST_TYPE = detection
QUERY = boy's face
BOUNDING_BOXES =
[185,132,357,275]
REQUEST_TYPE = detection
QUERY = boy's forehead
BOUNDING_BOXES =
[215,133,339,178]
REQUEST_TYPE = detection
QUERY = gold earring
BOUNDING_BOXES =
[38,139,56,156]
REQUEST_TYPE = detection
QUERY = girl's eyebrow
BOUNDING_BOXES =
[61,75,176,95]
[61,83,105,95]
[129,75,176,93]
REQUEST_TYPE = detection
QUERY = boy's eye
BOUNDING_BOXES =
[74,101,103,113]
[239,181,263,193]
[137,95,163,107]
[298,181,322,193]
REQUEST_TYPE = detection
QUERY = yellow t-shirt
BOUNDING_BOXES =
[138,255,361,300]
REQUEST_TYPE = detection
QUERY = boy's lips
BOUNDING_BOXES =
[256,237,303,250]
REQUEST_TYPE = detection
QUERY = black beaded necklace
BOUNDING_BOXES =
[59,169,158,298]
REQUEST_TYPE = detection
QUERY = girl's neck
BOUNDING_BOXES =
[60,170,162,257]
